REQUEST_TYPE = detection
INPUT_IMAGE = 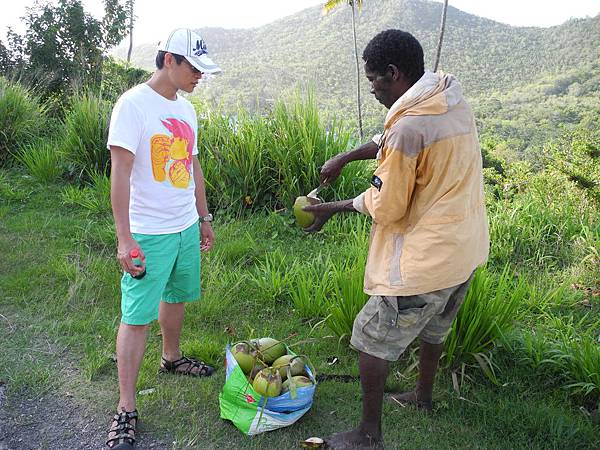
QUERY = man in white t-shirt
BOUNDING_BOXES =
[105,28,221,450]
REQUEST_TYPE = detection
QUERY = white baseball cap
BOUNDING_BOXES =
[157,28,221,74]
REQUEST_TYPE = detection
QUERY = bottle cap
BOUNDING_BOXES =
[130,248,140,258]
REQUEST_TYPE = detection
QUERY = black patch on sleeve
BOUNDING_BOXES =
[371,175,383,191]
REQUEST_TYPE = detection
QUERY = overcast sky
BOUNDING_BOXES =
[1,0,598,44]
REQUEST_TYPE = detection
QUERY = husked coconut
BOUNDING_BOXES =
[300,437,324,448]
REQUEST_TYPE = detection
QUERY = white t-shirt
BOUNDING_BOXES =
[107,83,199,234]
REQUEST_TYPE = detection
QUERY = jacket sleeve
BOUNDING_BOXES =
[361,147,417,225]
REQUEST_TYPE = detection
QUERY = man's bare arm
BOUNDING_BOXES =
[110,146,143,276]
[320,141,378,185]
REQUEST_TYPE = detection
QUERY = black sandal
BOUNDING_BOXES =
[106,409,138,449]
[159,354,215,377]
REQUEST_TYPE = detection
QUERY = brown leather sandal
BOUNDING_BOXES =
[159,354,215,377]
[106,409,138,449]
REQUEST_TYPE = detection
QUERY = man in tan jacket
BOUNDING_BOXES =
[304,30,489,449]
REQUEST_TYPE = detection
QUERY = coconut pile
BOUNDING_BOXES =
[231,337,314,398]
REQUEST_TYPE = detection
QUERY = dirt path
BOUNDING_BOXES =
[0,383,168,450]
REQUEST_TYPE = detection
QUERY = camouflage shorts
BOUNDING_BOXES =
[350,273,474,361]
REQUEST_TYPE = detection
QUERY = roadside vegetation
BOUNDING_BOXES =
[1,71,599,448]
[1,0,599,448]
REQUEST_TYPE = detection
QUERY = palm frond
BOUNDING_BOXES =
[322,0,363,14]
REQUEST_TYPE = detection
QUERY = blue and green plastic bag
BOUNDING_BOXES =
[219,344,317,435]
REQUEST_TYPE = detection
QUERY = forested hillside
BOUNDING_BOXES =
[114,0,600,153]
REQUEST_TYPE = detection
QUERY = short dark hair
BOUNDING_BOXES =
[362,30,424,84]
[155,51,185,69]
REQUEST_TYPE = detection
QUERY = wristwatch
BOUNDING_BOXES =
[199,213,213,223]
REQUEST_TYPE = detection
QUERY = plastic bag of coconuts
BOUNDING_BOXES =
[219,337,317,435]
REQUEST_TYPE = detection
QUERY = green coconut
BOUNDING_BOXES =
[281,375,313,393]
[272,354,306,380]
[231,342,257,374]
[253,337,287,364]
[293,196,322,229]
[252,367,282,397]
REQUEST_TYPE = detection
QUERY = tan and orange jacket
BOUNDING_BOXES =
[353,71,489,296]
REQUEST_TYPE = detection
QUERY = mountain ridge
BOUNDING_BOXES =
[113,0,600,138]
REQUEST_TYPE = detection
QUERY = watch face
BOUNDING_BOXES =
[201,214,213,223]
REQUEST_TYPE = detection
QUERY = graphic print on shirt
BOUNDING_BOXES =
[150,118,195,189]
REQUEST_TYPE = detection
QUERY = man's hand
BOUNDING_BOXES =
[302,199,356,233]
[200,222,214,252]
[320,141,379,185]
[320,154,346,185]
[117,237,145,277]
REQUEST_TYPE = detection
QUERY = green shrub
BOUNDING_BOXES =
[0,77,46,167]
[546,126,600,203]
[488,169,598,272]
[16,139,63,182]
[98,57,150,103]
[62,93,112,181]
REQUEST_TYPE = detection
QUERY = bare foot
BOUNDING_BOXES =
[389,391,433,411]
[325,429,383,449]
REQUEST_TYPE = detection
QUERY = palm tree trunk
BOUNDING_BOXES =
[433,0,449,72]
[126,0,134,65]
[350,2,364,141]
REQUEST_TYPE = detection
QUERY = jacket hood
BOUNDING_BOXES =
[384,71,464,129]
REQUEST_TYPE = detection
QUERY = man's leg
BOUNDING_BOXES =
[116,322,149,411]
[158,300,185,362]
[390,274,474,410]
[107,322,147,448]
[326,352,388,449]
[390,340,443,411]
[158,301,214,376]
[359,351,388,440]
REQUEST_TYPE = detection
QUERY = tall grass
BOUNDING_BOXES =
[197,89,371,214]
[199,109,272,210]
[325,248,368,339]
[288,255,336,318]
[444,266,527,370]
[267,90,358,206]
[16,139,63,183]
[0,77,46,167]
[518,315,600,399]
[62,93,112,181]
[60,172,111,214]
[247,249,293,304]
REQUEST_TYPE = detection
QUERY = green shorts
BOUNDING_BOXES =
[120,221,201,325]
[350,273,474,361]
